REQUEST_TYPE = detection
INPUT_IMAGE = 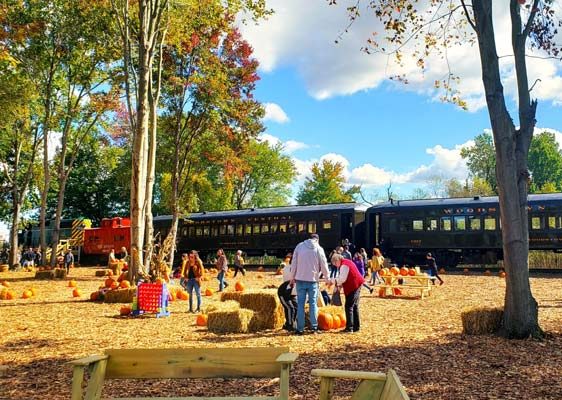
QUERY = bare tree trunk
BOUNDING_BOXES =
[9,196,21,267]
[143,102,157,273]
[39,121,50,263]
[472,0,540,338]
[49,174,68,267]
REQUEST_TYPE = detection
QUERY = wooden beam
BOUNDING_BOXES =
[68,354,108,366]
[311,369,387,381]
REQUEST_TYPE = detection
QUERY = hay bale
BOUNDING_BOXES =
[220,291,244,303]
[239,290,284,331]
[104,287,136,303]
[0,264,9,272]
[95,269,111,277]
[35,268,66,280]
[207,308,254,334]
[54,268,67,279]
[461,307,503,335]
[203,300,240,314]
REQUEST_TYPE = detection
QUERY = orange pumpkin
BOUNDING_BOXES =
[110,281,119,290]
[439,268,446,274]
[1,280,10,287]
[380,267,390,276]
[29,287,37,296]
[196,314,208,326]
[463,268,469,273]
[393,288,402,296]
[257,266,264,272]
[234,281,245,292]
[499,271,506,278]
[337,313,347,328]
[390,266,400,276]
[105,277,116,288]
[5,290,15,300]
[378,288,387,298]
[318,312,334,331]
[408,268,416,276]
[178,290,189,300]
[332,314,341,330]
[90,291,99,301]
[484,270,492,276]
[68,280,77,288]
[120,305,132,316]
[205,288,214,296]
[119,280,131,289]
[72,288,82,298]
[399,267,409,276]
[22,290,33,299]
[155,277,164,284]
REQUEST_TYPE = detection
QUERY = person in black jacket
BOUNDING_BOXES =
[426,253,444,285]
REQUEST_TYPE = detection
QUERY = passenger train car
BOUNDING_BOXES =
[365,193,562,267]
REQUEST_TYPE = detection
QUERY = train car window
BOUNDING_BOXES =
[245,224,252,235]
[531,216,542,230]
[440,217,452,231]
[548,216,557,229]
[236,224,244,236]
[188,226,195,237]
[261,223,269,234]
[308,220,317,233]
[203,226,210,236]
[322,220,332,230]
[253,223,261,234]
[298,222,306,233]
[388,218,398,232]
[288,222,296,234]
[411,220,423,231]
[270,222,278,233]
[181,227,189,237]
[279,222,287,233]
[227,224,234,235]
[454,216,466,231]
[399,219,409,232]
[484,216,496,230]
[219,225,226,235]
[211,226,218,237]
[425,219,438,231]
[195,227,203,236]
[468,216,481,231]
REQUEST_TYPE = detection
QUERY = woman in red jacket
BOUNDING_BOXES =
[330,253,365,333]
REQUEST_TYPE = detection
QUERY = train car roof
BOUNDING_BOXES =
[367,192,562,211]
[171,202,368,220]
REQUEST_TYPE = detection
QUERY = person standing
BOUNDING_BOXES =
[181,251,204,312]
[426,252,444,285]
[370,248,385,285]
[330,253,365,333]
[277,254,297,331]
[116,246,128,261]
[353,252,373,294]
[233,250,246,277]
[216,248,229,291]
[342,245,352,260]
[64,248,74,274]
[33,248,42,267]
[289,233,330,335]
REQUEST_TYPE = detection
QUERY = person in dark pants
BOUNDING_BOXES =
[330,253,365,333]
[233,250,246,277]
[278,258,297,331]
[64,249,74,274]
[426,252,444,285]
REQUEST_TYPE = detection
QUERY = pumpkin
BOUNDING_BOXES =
[105,277,116,288]
[380,267,390,276]
[393,288,402,296]
[119,280,131,289]
[499,271,506,278]
[484,270,492,276]
[0,289,7,300]
[196,314,208,326]
[5,290,15,300]
[205,288,214,296]
[120,305,132,316]
[257,266,264,272]
[318,312,334,331]
[72,288,82,297]
[29,287,37,296]
[399,267,409,276]
[90,291,99,301]
[107,270,113,276]
[439,268,446,274]
[332,314,341,330]
[234,281,245,292]
[68,280,77,288]
[408,268,416,276]
[378,288,387,298]
[337,313,347,328]
[155,277,164,284]
[1,280,10,288]
[463,268,469,273]
[22,290,33,299]
[110,281,119,290]
[390,266,400,276]
[178,290,189,300]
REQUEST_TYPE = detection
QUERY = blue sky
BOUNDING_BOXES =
[2,1,562,241]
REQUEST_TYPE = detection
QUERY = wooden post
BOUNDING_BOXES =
[318,377,334,400]
[71,366,85,400]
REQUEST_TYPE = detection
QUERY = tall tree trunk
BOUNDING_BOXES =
[9,195,21,268]
[39,121,50,263]
[49,174,68,267]
[472,0,540,338]
[143,102,157,273]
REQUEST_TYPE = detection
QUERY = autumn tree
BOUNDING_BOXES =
[297,160,359,205]
[446,177,494,197]
[528,131,562,192]
[333,0,562,337]
[461,132,498,193]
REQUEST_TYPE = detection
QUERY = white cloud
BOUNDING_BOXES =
[283,140,308,153]
[263,102,290,123]
[240,1,562,110]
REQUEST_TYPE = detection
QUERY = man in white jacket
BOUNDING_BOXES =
[289,233,330,334]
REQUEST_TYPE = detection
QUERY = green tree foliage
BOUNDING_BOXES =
[528,132,562,192]
[232,141,296,209]
[460,132,497,193]
[446,177,494,198]
[296,160,359,205]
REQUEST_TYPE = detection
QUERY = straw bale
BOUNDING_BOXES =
[239,290,284,331]
[104,288,136,303]
[35,269,66,280]
[95,269,111,277]
[461,307,503,335]
[54,268,67,279]
[220,291,243,303]
[203,300,240,314]
[207,308,254,334]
